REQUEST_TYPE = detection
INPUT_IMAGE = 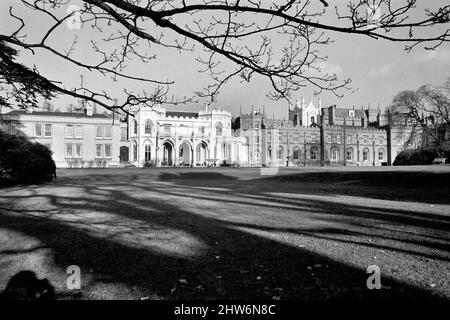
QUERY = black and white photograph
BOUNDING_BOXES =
[0,0,449,315]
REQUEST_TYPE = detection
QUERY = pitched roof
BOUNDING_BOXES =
[6,110,112,119]
[334,108,366,118]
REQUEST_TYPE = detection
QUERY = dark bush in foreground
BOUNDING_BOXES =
[0,130,56,185]
[394,146,450,166]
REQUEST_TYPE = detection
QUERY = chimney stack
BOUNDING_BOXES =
[85,101,94,117]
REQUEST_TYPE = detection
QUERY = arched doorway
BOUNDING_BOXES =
[196,141,208,166]
[277,145,284,165]
[161,141,173,166]
[120,146,129,163]
[178,141,192,166]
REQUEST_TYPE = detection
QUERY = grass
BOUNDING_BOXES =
[0,165,449,300]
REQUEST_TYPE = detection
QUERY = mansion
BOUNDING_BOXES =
[121,104,245,167]
[2,99,412,168]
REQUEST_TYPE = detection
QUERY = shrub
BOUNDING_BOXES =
[394,146,449,166]
[0,130,56,185]
[143,160,155,168]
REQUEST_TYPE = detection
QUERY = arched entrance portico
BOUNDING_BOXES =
[196,141,208,166]
[161,141,174,166]
[178,141,192,166]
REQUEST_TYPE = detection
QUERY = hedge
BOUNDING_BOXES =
[393,146,450,166]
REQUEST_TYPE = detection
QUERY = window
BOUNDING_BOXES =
[105,126,112,139]
[96,126,103,138]
[310,147,318,160]
[35,123,51,137]
[254,122,259,129]
[331,147,339,161]
[35,123,42,137]
[95,126,112,139]
[363,148,369,161]
[215,122,223,136]
[312,134,318,143]
[199,126,205,134]
[349,110,355,118]
[67,125,82,138]
[267,132,271,141]
[96,144,102,158]
[327,135,331,143]
[294,134,299,143]
[93,144,112,158]
[133,142,138,161]
[347,135,352,144]
[222,143,230,158]
[66,143,73,157]
[256,136,260,144]
[363,136,368,144]
[346,148,353,161]
[44,124,52,137]
[145,144,151,161]
[65,143,82,158]
[75,144,82,158]
[293,147,300,160]
[121,127,128,141]
[104,144,111,158]
[75,125,83,138]
[277,146,284,160]
[268,146,272,159]
[164,124,171,134]
[378,149,384,161]
[336,135,341,144]
[145,120,152,135]
[133,120,138,135]
[66,125,74,138]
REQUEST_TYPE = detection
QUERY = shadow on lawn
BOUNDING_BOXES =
[0,170,448,300]
[256,170,450,205]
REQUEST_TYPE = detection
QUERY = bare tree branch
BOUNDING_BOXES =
[0,0,448,112]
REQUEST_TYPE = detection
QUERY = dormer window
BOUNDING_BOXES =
[349,110,355,118]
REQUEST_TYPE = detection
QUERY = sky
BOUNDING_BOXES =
[1,0,449,119]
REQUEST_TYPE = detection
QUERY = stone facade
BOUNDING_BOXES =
[232,100,412,167]
[124,104,246,167]
[2,98,413,168]
[3,108,121,168]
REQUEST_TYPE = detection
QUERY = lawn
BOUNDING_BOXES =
[0,166,449,300]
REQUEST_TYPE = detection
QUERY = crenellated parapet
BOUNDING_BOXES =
[198,108,231,118]
[323,124,386,132]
